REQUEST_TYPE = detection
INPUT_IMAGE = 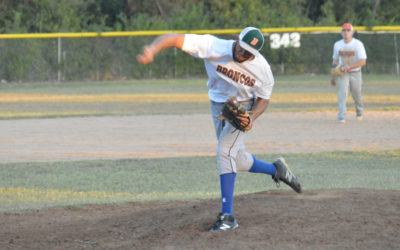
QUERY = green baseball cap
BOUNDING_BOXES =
[238,27,264,55]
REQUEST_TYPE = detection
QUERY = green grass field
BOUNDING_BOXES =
[0,74,399,212]
[0,74,399,118]
[0,150,399,212]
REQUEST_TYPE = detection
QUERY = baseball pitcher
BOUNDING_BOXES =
[137,27,302,231]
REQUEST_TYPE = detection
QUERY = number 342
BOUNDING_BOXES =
[270,33,301,49]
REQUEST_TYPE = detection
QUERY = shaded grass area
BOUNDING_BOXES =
[0,149,399,212]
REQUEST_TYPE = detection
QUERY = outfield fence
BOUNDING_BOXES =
[0,26,399,82]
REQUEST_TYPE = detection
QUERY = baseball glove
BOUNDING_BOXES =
[220,95,252,132]
[331,64,345,77]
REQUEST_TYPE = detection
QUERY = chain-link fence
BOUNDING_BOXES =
[0,32,399,82]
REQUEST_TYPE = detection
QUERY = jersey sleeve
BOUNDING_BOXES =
[182,34,230,59]
[256,66,275,100]
[356,41,367,59]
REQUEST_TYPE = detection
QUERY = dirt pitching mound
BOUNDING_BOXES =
[1,189,399,249]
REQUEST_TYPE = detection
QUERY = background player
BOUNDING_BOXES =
[331,23,367,123]
[137,27,302,231]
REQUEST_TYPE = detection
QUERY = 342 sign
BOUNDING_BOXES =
[269,33,301,49]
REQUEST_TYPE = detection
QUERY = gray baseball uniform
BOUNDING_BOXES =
[333,37,367,120]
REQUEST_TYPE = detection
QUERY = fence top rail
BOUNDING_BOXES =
[1,26,400,39]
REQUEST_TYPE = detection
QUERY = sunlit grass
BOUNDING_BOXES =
[0,75,398,118]
[0,187,223,203]
[0,111,110,119]
[1,92,399,118]
[0,93,210,103]
[1,93,399,104]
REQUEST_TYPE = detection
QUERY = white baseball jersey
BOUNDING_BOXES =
[182,34,274,102]
[333,38,367,72]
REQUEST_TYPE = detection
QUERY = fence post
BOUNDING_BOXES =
[394,34,399,75]
[57,37,61,81]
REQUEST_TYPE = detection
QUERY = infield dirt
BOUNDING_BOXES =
[1,111,399,249]
[1,111,399,163]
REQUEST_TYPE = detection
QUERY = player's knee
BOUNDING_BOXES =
[236,151,253,171]
[217,145,236,171]
[217,147,252,172]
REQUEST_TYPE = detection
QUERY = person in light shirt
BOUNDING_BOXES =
[331,23,367,123]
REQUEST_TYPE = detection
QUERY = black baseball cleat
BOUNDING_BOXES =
[272,157,302,193]
[210,213,238,232]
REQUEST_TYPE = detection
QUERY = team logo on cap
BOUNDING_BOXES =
[250,38,259,46]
